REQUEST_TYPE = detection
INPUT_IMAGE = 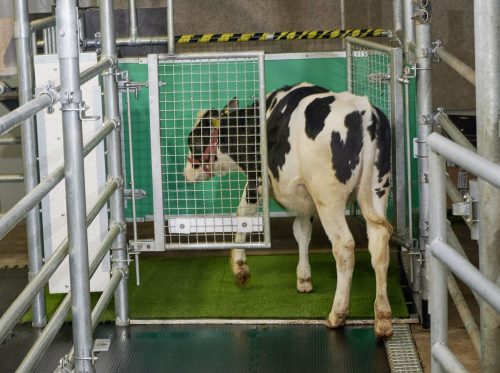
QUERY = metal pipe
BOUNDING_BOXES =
[50,26,57,53]
[0,178,119,346]
[390,46,407,238]
[100,0,130,327]
[0,120,116,241]
[404,82,414,240]
[428,146,447,373]
[17,294,72,373]
[393,0,403,35]
[43,28,49,54]
[446,223,479,303]
[415,15,433,326]
[125,87,140,286]
[435,112,476,153]
[431,343,469,373]
[65,268,125,368]
[428,133,500,188]
[0,58,112,136]
[0,174,24,183]
[431,239,500,313]
[128,0,138,40]
[80,29,390,49]
[344,36,393,53]
[447,275,481,356]
[435,46,475,86]
[474,1,500,371]
[30,16,56,32]
[0,136,21,145]
[57,1,94,369]
[17,224,122,373]
[14,0,46,329]
[31,32,37,56]
[167,0,175,54]
[80,56,114,85]
[403,0,415,64]
[346,41,352,92]
[0,94,52,136]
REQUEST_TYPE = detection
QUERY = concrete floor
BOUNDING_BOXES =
[0,217,480,372]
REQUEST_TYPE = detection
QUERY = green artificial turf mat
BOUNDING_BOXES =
[23,251,408,323]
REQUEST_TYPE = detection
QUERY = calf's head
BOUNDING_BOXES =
[183,99,239,182]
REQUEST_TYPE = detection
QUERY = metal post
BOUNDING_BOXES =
[100,0,130,326]
[428,148,447,373]
[393,0,403,35]
[167,0,174,54]
[14,0,46,329]
[403,0,415,64]
[56,1,94,371]
[474,1,500,371]
[128,0,138,40]
[415,13,432,327]
[390,47,407,239]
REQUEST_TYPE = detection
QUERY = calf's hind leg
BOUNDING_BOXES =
[293,215,314,293]
[315,203,355,328]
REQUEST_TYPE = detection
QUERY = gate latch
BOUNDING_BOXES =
[368,73,391,84]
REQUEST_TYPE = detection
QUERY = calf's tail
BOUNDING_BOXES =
[357,105,393,234]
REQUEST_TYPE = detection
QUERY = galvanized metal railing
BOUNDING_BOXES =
[428,133,500,373]
[345,36,408,245]
[0,1,129,372]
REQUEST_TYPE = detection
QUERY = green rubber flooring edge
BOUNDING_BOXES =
[23,251,408,322]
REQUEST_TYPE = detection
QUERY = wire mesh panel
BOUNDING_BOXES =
[348,46,392,119]
[149,52,270,250]
[345,38,406,235]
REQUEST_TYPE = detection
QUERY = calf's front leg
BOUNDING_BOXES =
[230,184,257,285]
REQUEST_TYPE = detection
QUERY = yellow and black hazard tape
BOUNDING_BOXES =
[175,28,387,44]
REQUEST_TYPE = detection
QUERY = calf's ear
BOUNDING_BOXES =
[223,97,239,114]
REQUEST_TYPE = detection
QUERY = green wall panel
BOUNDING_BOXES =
[120,56,348,220]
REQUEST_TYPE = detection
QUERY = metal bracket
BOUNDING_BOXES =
[117,70,148,98]
[79,101,100,121]
[368,72,391,84]
[431,40,442,62]
[452,195,473,222]
[130,239,157,252]
[124,188,147,200]
[452,179,479,240]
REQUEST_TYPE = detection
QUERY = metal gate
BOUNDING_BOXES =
[345,37,407,241]
[148,52,270,251]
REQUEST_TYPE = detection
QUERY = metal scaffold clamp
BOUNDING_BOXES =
[38,81,59,114]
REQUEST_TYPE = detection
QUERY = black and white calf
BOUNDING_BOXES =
[184,83,393,338]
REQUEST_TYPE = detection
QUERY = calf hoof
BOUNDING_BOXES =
[374,311,393,339]
[325,311,348,329]
[296,277,313,293]
[233,260,250,286]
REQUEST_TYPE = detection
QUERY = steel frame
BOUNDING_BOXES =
[0,0,128,372]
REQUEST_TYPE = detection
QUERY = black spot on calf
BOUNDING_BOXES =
[305,95,336,140]
[267,85,329,180]
[330,111,364,184]
[372,106,391,181]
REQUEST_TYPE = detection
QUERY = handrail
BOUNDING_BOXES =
[30,16,56,32]
[435,111,476,153]
[428,133,500,188]
[431,239,500,313]
[434,45,475,86]
[0,174,24,183]
[0,58,115,136]
[16,223,123,373]
[0,177,120,345]
[0,120,116,240]
[0,136,22,145]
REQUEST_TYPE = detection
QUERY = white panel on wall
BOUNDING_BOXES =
[34,52,110,294]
